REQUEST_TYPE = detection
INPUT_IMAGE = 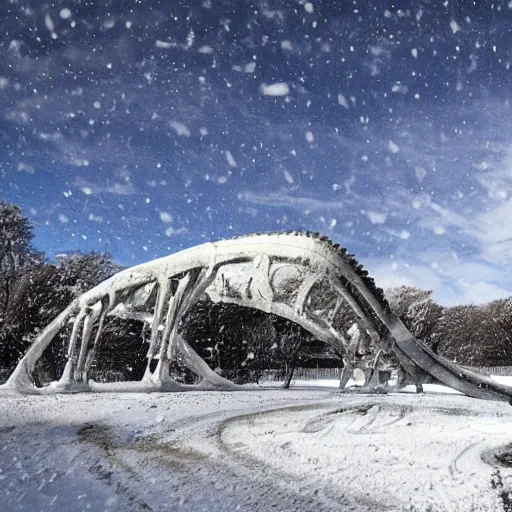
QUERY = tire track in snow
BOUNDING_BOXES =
[217,402,395,511]
[449,441,483,478]
[74,395,359,511]
[218,397,512,511]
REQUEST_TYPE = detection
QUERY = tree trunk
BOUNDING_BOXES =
[1,278,11,318]
[282,336,304,389]
[283,364,297,389]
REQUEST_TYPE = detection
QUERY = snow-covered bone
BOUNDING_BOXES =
[2,231,512,401]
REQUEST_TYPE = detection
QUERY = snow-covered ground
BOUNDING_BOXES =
[260,375,512,391]
[1,388,512,511]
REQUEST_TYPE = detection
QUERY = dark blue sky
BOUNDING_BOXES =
[1,0,512,305]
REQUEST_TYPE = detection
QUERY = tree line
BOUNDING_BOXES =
[1,198,511,386]
[385,286,512,368]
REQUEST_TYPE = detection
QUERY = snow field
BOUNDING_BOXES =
[2,389,512,511]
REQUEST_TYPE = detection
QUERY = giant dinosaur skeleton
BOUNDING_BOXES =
[2,232,512,401]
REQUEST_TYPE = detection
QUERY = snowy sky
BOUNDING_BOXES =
[1,0,512,306]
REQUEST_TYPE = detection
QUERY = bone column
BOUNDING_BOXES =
[167,267,215,360]
[143,278,171,379]
[155,274,191,382]
[74,307,99,383]
[83,296,110,382]
[58,310,86,386]
[332,281,381,345]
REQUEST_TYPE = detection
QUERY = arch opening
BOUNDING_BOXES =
[180,299,336,385]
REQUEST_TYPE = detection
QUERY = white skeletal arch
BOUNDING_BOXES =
[2,232,512,401]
